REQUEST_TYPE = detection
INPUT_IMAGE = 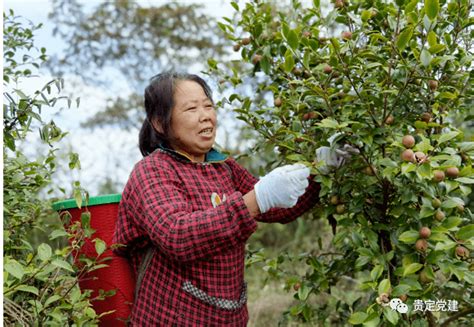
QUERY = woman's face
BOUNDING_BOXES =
[168,80,217,162]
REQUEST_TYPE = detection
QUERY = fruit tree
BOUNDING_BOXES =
[214,0,473,325]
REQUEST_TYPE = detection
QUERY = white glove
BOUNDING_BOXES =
[316,133,360,174]
[254,163,310,213]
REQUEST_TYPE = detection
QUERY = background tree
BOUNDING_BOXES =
[3,10,105,325]
[47,0,229,131]
[214,0,473,325]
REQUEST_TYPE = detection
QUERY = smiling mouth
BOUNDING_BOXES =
[198,127,214,136]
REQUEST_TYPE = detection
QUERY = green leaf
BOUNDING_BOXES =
[456,225,474,241]
[16,285,39,295]
[355,255,371,269]
[52,259,74,272]
[4,259,25,280]
[443,217,462,229]
[401,162,417,174]
[361,10,372,22]
[417,164,432,179]
[396,26,413,51]
[442,197,464,209]
[427,31,437,47]
[284,50,295,73]
[424,0,439,20]
[230,1,239,11]
[74,188,82,209]
[405,0,418,13]
[371,265,384,281]
[456,177,474,184]
[403,263,424,276]
[38,243,52,261]
[49,229,68,240]
[437,91,457,100]
[426,250,445,264]
[317,118,339,129]
[349,312,368,325]
[459,142,474,153]
[399,230,419,244]
[391,284,412,296]
[378,278,391,295]
[437,131,459,144]
[94,238,107,256]
[286,153,306,162]
[420,49,432,66]
[297,284,312,301]
[44,295,62,307]
[429,44,446,54]
[81,212,91,230]
[384,306,399,325]
[286,29,299,51]
[435,241,456,251]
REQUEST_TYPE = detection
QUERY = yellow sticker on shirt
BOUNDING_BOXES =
[211,192,226,208]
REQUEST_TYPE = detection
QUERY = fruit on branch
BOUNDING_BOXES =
[363,165,377,176]
[293,282,301,291]
[293,67,303,76]
[402,135,415,148]
[401,149,415,162]
[241,37,251,45]
[335,0,345,9]
[336,204,346,214]
[433,170,445,182]
[252,54,262,64]
[446,167,459,178]
[435,210,446,222]
[384,115,394,125]
[414,151,428,164]
[415,239,428,252]
[455,246,470,260]
[431,198,441,208]
[376,292,390,305]
[428,80,438,91]
[323,64,333,74]
[421,112,432,123]
[330,195,340,205]
[274,97,282,107]
[302,111,318,120]
[341,31,352,40]
[419,227,431,239]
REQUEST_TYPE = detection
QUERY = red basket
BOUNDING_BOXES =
[53,194,134,326]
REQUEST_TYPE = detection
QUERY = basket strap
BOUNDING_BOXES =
[134,247,155,300]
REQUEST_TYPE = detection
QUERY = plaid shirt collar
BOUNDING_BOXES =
[157,142,228,164]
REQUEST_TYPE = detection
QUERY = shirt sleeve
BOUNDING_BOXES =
[124,159,258,263]
[226,158,321,224]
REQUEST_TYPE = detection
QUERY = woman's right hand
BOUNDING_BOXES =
[254,163,310,213]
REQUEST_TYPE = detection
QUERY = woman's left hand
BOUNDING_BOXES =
[315,133,360,174]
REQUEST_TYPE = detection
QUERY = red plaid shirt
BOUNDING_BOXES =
[113,145,320,326]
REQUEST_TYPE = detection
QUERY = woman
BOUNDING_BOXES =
[113,72,350,326]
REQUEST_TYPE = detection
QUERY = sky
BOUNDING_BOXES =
[3,0,241,197]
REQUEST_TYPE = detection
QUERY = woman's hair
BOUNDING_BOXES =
[139,72,214,156]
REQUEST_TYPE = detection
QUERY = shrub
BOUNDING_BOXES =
[215,0,473,325]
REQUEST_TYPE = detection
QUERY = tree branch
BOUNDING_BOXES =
[440,307,474,327]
